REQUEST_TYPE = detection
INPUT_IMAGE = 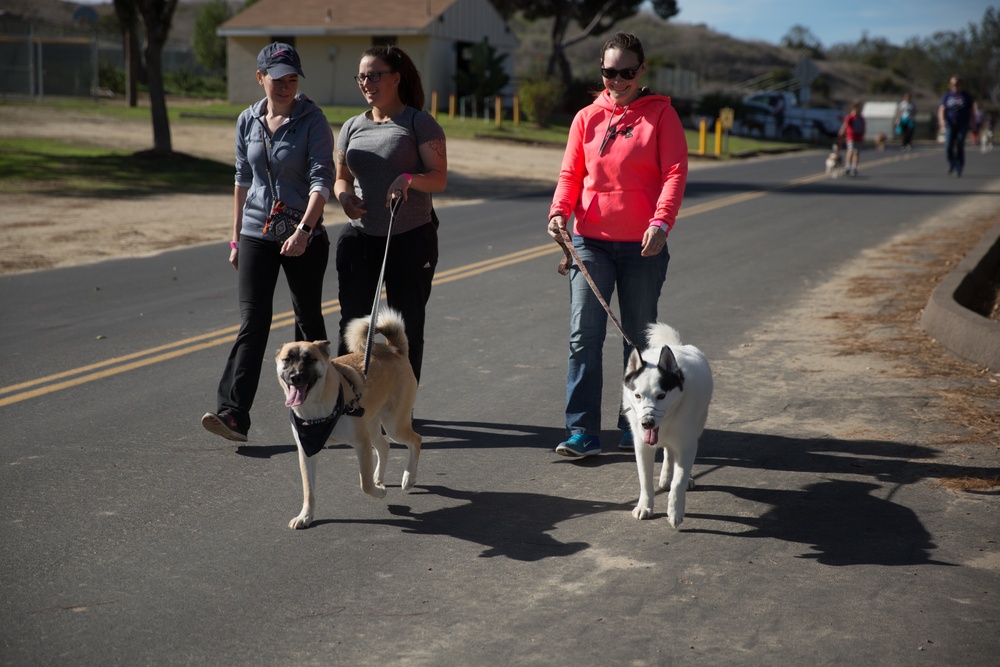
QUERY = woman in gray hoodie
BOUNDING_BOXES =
[202,42,335,442]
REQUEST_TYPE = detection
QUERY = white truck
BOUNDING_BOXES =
[742,91,844,140]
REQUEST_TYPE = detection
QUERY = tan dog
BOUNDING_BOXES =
[276,308,421,529]
[875,132,887,151]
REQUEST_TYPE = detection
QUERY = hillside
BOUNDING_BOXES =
[512,11,941,113]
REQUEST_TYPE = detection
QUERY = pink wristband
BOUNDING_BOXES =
[402,173,413,184]
[230,241,238,249]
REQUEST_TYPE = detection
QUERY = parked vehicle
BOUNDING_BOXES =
[742,92,843,139]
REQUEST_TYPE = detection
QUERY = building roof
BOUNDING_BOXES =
[219,0,465,36]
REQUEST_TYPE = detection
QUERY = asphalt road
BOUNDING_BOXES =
[2,145,999,666]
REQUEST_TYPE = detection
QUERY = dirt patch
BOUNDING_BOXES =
[0,104,572,275]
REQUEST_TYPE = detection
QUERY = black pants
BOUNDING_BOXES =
[215,232,330,431]
[336,223,437,381]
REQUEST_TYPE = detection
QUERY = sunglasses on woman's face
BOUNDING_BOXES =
[600,64,641,80]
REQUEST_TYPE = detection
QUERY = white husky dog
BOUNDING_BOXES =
[622,323,713,528]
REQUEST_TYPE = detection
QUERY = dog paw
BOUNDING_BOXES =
[288,514,312,530]
[366,484,388,500]
[401,471,416,491]
[632,506,652,520]
[667,513,683,529]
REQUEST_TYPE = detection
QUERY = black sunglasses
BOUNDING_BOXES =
[600,64,642,80]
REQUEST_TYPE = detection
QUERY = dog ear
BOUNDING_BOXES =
[657,345,679,373]
[626,346,644,375]
[314,340,332,358]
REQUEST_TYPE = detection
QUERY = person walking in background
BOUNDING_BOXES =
[838,101,866,177]
[334,45,447,383]
[938,75,977,177]
[202,43,334,442]
[894,92,916,151]
[547,32,688,457]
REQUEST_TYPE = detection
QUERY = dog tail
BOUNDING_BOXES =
[344,308,410,358]
[646,322,683,349]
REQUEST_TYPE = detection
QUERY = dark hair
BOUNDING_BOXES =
[601,32,645,65]
[363,45,425,109]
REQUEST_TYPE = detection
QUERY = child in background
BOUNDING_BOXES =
[838,101,866,177]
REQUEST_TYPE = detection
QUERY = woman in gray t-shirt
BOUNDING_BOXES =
[334,45,447,382]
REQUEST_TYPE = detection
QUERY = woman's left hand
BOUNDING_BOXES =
[280,229,309,256]
[385,174,411,208]
[641,226,666,257]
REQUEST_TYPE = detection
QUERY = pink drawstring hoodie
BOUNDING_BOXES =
[549,89,688,241]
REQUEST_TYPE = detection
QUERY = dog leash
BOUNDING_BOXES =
[362,194,404,376]
[558,228,638,351]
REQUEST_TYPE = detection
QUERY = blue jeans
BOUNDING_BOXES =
[565,235,669,436]
[945,125,968,173]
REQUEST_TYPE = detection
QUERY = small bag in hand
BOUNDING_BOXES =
[259,120,307,243]
[264,200,304,243]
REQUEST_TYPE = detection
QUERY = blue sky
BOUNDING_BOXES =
[668,0,993,47]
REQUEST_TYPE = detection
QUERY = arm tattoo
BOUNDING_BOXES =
[428,137,447,159]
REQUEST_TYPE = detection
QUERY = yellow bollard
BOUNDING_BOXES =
[699,118,707,155]
[513,95,520,126]
[449,94,456,119]
[715,119,722,156]
[431,91,438,119]
[495,96,502,128]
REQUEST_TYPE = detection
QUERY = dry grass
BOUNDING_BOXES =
[825,212,1000,489]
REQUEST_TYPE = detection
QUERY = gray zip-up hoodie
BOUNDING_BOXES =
[235,94,334,240]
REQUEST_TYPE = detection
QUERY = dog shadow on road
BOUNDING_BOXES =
[314,484,629,562]
[683,429,971,567]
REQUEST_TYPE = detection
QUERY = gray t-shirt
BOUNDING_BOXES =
[337,106,445,236]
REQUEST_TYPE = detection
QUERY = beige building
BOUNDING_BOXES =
[218,0,518,110]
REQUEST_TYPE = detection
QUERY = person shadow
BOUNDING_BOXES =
[684,479,954,566]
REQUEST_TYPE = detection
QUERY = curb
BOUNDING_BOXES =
[919,220,1000,369]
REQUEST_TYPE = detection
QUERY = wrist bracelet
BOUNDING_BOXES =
[230,241,238,249]
[402,173,413,184]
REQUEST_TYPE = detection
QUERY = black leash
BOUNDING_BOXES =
[362,194,404,376]
[558,228,638,351]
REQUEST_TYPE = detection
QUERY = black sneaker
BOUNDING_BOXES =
[201,411,248,442]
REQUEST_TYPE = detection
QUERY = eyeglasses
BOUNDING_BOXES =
[600,64,642,80]
[354,71,394,84]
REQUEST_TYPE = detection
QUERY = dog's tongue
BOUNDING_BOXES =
[285,385,307,408]
[644,428,659,445]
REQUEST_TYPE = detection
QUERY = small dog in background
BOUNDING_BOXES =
[623,323,713,528]
[982,126,994,153]
[825,144,844,179]
[875,132,887,151]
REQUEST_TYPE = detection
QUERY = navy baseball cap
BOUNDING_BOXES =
[257,42,305,78]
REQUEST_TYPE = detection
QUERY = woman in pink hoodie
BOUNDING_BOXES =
[548,32,688,457]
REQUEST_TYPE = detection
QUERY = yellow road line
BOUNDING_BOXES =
[0,152,927,407]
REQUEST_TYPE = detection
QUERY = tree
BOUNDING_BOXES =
[495,0,678,85]
[134,0,180,155]
[112,0,142,107]
[455,39,511,108]
[193,0,231,76]
[781,24,824,59]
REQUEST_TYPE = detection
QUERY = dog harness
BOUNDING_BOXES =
[289,385,365,457]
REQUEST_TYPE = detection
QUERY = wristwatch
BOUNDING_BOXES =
[297,222,313,234]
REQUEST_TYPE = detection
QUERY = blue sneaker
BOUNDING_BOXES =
[618,430,634,450]
[555,433,602,457]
